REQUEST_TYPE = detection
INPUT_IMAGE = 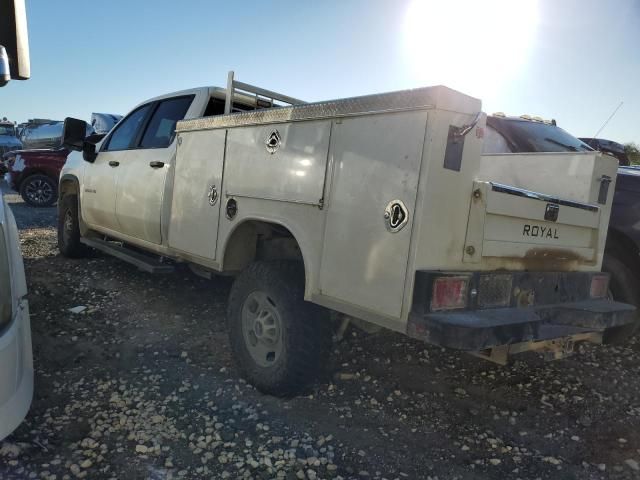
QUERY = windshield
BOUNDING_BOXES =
[0,125,16,137]
[485,117,593,154]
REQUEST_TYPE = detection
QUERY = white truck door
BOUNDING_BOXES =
[167,128,226,259]
[113,95,195,244]
[319,111,427,319]
[82,103,154,233]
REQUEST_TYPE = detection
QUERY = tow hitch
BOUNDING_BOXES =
[471,332,603,365]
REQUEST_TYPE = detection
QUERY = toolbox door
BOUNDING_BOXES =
[168,129,226,259]
[319,111,427,319]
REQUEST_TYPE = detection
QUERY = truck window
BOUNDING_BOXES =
[0,125,16,136]
[203,96,257,117]
[140,96,194,149]
[104,103,153,151]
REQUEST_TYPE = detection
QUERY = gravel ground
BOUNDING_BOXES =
[1,182,639,480]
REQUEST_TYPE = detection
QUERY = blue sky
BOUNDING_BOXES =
[1,0,638,144]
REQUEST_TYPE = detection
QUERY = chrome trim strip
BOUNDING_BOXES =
[490,182,599,212]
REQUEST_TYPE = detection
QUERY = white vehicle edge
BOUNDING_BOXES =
[0,195,33,440]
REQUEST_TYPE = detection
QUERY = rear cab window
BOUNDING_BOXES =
[140,96,194,149]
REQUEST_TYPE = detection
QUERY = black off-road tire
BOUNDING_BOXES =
[58,194,88,258]
[602,253,640,344]
[227,261,333,396]
[20,174,57,207]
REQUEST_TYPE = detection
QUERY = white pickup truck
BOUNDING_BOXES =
[59,73,636,396]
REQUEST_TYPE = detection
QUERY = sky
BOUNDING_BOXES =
[1,0,638,144]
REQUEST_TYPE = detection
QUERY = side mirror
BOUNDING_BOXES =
[0,46,9,86]
[0,0,30,84]
[61,117,87,152]
[82,142,97,163]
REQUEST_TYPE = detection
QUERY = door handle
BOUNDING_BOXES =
[108,161,119,167]
[149,161,165,168]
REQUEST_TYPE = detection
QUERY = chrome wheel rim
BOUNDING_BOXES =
[25,179,53,205]
[241,291,283,367]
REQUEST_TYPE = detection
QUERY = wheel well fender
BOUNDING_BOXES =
[221,218,310,288]
[58,174,80,199]
[605,227,640,277]
[58,175,88,233]
[15,169,48,189]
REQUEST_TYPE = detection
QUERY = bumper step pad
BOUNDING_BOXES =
[407,299,636,351]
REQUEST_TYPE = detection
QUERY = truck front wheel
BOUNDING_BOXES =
[57,194,87,258]
[227,261,332,396]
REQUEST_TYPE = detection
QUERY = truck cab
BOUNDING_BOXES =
[61,86,265,247]
[0,121,22,158]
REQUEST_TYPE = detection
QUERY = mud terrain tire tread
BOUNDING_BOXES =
[57,194,88,258]
[227,261,332,397]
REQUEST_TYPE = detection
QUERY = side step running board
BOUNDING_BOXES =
[80,238,175,274]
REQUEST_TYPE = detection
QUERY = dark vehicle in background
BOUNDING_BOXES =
[579,137,630,166]
[484,114,639,338]
[3,147,69,207]
[0,120,22,161]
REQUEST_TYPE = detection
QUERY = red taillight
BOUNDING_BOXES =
[590,274,609,299]
[431,276,469,311]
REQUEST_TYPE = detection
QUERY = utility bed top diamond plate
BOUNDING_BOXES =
[176,85,480,132]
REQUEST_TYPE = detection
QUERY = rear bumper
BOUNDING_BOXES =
[407,299,636,351]
[408,270,637,351]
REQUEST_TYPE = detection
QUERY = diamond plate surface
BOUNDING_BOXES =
[176,86,447,132]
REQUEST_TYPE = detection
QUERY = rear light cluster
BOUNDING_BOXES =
[427,272,610,312]
[431,276,469,311]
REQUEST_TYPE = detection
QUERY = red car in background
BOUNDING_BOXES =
[3,148,69,207]
[2,113,122,207]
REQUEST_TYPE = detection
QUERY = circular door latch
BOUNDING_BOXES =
[384,199,409,232]
[226,198,238,220]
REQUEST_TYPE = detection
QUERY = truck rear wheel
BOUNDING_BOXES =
[227,261,332,396]
[57,194,88,258]
[602,253,640,343]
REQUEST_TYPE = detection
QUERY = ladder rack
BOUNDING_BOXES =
[224,71,306,114]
